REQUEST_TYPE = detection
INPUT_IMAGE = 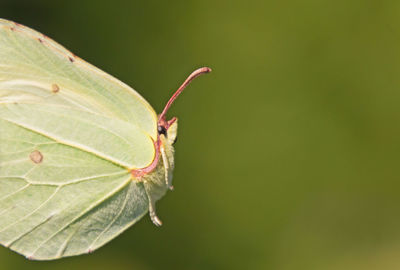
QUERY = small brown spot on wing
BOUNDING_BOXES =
[68,56,75,62]
[38,38,43,43]
[30,150,43,164]
[51,83,60,93]
[10,27,15,31]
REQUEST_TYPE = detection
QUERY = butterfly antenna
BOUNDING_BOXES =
[159,67,211,125]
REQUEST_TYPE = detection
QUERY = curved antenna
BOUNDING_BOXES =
[158,67,211,124]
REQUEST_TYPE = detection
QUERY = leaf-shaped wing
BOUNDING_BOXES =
[0,19,155,259]
[0,119,149,259]
[0,19,157,140]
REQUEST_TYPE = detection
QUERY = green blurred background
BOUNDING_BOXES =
[2,0,400,269]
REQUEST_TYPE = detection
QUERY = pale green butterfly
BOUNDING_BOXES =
[0,19,211,260]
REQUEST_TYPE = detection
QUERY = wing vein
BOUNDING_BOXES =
[1,118,130,170]
[30,175,131,257]
[29,105,139,153]
[0,183,30,202]
[0,186,60,233]
[88,182,130,250]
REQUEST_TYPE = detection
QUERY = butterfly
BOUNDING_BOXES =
[0,18,210,260]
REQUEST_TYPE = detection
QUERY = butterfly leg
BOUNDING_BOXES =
[160,145,173,190]
[149,204,162,226]
[144,191,162,226]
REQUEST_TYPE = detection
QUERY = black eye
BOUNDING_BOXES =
[157,125,167,136]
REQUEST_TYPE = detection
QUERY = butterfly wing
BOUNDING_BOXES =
[0,19,156,259]
[0,19,158,139]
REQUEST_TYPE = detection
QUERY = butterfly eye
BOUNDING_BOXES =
[157,125,167,136]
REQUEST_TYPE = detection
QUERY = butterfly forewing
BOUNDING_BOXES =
[0,19,157,259]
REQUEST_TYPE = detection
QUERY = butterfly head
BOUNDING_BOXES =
[157,117,178,145]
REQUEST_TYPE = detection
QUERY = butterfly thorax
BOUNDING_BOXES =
[135,120,178,226]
